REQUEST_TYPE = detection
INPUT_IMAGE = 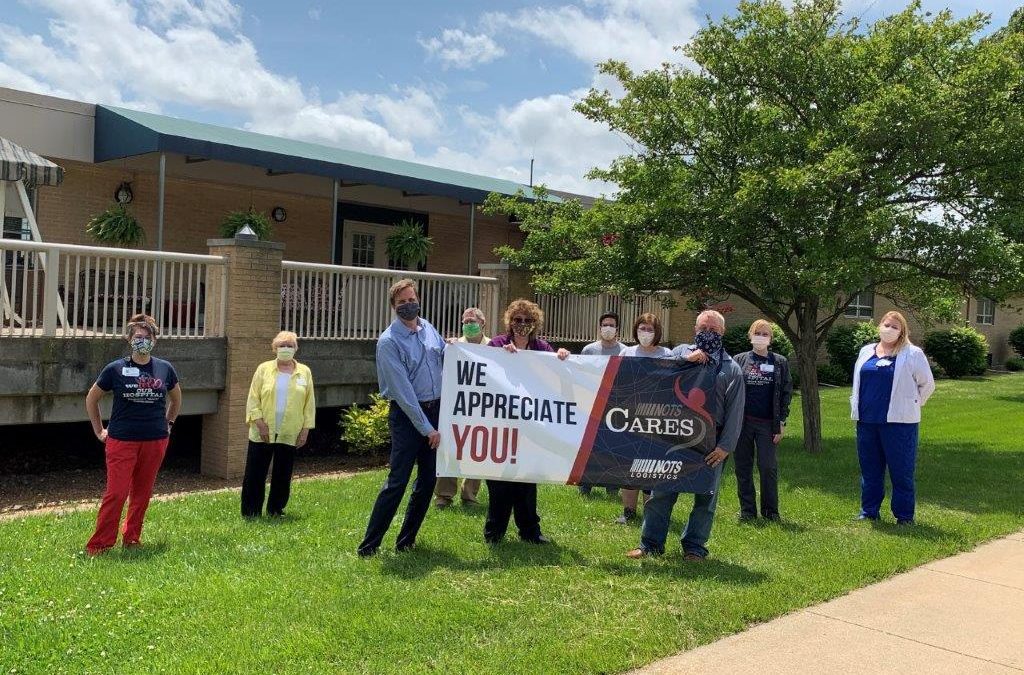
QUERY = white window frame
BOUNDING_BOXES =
[975,297,995,325]
[844,291,874,320]
[340,220,408,271]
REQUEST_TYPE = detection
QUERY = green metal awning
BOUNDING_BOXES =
[94,105,555,204]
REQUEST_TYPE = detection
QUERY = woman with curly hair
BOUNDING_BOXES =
[485,298,569,544]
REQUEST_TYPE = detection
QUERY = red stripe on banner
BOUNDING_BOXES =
[567,356,622,485]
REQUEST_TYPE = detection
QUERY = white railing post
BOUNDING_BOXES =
[41,248,59,336]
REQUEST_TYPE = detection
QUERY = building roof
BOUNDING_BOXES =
[94,105,556,204]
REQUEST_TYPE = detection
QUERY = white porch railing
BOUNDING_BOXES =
[281,262,500,340]
[536,292,673,343]
[1,239,225,338]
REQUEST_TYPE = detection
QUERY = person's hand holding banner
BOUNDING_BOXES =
[437,343,723,494]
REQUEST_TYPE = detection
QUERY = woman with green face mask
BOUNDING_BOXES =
[241,330,316,518]
[435,308,489,508]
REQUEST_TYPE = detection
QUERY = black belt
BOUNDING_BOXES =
[419,399,440,410]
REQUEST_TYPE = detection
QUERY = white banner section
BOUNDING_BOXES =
[437,342,607,483]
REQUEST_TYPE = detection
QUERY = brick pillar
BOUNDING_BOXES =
[478,262,534,319]
[201,237,285,478]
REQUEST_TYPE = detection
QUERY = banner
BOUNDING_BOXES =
[437,343,722,494]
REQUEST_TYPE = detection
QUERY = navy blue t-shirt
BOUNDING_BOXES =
[96,356,179,441]
[858,354,895,424]
[742,352,775,420]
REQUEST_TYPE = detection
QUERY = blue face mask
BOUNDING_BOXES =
[395,302,420,321]
[694,329,723,355]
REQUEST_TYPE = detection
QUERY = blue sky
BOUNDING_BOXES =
[0,0,1017,194]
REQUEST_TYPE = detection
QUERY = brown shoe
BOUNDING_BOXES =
[683,552,706,562]
[626,548,657,559]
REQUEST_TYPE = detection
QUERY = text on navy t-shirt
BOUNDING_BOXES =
[96,356,179,440]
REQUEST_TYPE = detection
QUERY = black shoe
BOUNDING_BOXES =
[615,508,638,525]
[396,543,415,553]
[896,519,915,527]
[485,536,503,545]
[522,534,552,545]
[357,547,378,558]
[855,513,880,521]
[763,514,782,522]
[578,486,593,496]
[738,513,757,523]
[267,511,284,518]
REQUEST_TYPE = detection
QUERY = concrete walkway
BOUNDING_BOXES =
[637,530,1024,674]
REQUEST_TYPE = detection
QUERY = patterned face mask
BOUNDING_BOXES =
[511,322,534,337]
[395,302,420,321]
[694,329,723,355]
[130,337,154,355]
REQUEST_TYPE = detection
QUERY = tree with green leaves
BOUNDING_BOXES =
[484,0,1024,453]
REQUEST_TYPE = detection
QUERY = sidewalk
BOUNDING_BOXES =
[636,530,1024,674]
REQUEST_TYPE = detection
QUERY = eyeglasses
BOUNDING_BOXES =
[511,317,535,325]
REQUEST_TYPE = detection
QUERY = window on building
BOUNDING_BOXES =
[976,297,995,325]
[844,291,874,319]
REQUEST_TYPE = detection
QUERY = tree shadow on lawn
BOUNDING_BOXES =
[783,438,1024,520]
[995,395,1024,404]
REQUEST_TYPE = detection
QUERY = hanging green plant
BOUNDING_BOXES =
[386,219,433,268]
[85,202,145,247]
[219,207,273,240]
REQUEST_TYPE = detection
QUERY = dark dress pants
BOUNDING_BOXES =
[240,441,296,517]
[484,480,542,542]
[734,417,779,518]
[358,401,438,554]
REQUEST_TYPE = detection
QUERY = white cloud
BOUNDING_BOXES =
[308,6,321,21]
[419,29,505,70]
[482,0,700,73]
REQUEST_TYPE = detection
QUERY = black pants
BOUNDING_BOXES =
[358,401,438,554]
[485,480,542,542]
[240,441,296,517]
[734,417,779,518]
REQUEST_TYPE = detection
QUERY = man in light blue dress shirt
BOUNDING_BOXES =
[358,279,446,556]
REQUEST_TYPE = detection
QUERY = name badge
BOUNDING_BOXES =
[759,364,775,373]
[876,359,892,367]
[122,367,140,377]
[296,377,307,387]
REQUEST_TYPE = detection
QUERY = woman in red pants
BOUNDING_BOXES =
[84,313,181,556]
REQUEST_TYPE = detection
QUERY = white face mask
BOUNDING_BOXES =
[276,347,296,361]
[879,326,901,344]
[751,335,770,349]
[600,325,617,341]
[638,331,655,347]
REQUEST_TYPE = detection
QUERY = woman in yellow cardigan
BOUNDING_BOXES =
[241,330,316,518]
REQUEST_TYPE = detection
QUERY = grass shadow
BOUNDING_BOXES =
[377,540,588,579]
[597,556,767,584]
[90,541,170,562]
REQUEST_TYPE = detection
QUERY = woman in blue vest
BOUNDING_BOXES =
[850,311,935,525]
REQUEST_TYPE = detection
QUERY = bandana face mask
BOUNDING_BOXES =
[694,329,723,355]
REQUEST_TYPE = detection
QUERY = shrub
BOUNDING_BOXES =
[825,322,880,375]
[930,362,947,380]
[817,362,850,386]
[220,207,273,240]
[339,393,391,454]
[722,323,794,358]
[923,327,989,378]
[1005,356,1024,372]
[1009,325,1024,359]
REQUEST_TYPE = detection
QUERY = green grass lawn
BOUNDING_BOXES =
[2,375,1022,673]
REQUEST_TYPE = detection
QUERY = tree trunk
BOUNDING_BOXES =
[795,304,823,454]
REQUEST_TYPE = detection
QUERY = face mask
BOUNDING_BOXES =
[395,302,420,321]
[130,337,154,355]
[694,329,723,355]
[511,322,534,337]
[879,326,901,343]
[276,347,296,361]
[462,322,482,340]
[600,326,617,341]
[638,330,655,347]
[751,335,770,349]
